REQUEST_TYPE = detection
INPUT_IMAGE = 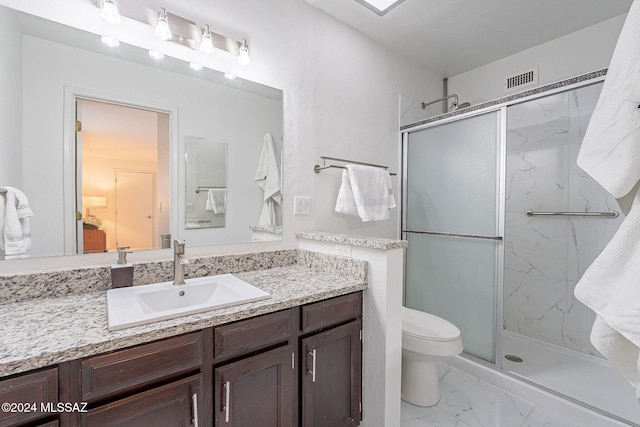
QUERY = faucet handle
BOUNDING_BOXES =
[116,246,132,264]
[174,240,186,255]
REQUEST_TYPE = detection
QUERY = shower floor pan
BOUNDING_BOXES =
[502,330,639,425]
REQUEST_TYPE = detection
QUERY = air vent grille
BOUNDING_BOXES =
[504,66,539,92]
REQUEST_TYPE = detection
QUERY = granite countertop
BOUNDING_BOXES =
[296,231,408,250]
[0,264,367,377]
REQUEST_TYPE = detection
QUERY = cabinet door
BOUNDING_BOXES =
[81,375,201,427]
[302,320,361,427]
[0,368,58,427]
[215,345,294,427]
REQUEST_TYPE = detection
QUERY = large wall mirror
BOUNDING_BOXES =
[0,4,284,260]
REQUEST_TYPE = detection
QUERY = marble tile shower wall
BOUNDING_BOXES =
[504,82,623,356]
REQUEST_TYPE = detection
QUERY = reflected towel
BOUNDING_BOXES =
[335,165,396,222]
[574,0,640,399]
[255,133,282,226]
[0,186,34,258]
[205,189,226,214]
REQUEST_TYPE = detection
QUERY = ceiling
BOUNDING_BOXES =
[82,99,160,162]
[303,0,633,77]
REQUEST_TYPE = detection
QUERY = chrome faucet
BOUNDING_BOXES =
[173,240,189,285]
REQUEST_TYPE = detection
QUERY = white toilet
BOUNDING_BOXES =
[401,306,463,407]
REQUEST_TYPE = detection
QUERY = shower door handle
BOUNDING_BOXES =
[402,229,503,241]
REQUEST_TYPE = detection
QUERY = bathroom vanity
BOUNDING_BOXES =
[0,249,367,427]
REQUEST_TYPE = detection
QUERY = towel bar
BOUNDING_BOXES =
[525,210,619,218]
[195,186,226,193]
[314,156,397,176]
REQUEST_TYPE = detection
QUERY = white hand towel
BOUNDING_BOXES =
[574,0,640,399]
[0,186,34,258]
[335,170,360,218]
[255,133,282,226]
[335,165,396,222]
[205,189,226,214]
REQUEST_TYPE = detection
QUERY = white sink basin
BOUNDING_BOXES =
[106,274,270,331]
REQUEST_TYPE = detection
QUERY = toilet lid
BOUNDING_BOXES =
[402,306,461,342]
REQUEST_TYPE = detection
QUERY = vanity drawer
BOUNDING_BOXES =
[79,332,203,402]
[214,308,295,359]
[301,292,362,334]
[0,367,58,426]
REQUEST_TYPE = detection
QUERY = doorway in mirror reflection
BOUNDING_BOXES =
[78,99,170,253]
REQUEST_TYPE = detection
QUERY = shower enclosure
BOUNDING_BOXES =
[401,76,638,426]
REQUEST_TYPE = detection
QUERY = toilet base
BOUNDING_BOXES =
[401,354,440,407]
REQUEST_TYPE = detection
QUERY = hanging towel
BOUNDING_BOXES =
[0,186,34,258]
[335,165,396,222]
[574,0,640,399]
[205,189,227,214]
[254,133,282,226]
[335,170,360,218]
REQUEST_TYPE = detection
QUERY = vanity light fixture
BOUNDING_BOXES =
[199,25,214,54]
[238,39,251,65]
[148,50,165,60]
[94,0,252,64]
[224,72,237,80]
[189,62,203,71]
[154,8,172,41]
[101,35,120,47]
[101,0,122,24]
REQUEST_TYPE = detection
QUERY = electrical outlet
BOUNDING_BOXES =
[335,244,351,257]
[294,196,311,215]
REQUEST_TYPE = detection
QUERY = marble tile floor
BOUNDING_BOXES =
[400,363,628,427]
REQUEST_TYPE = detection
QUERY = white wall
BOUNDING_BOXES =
[0,6,22,188]
[448,14,627,106]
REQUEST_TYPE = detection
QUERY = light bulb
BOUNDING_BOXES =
[200,25,214,54]
[101,35,120,47]
[155,8,172,41]
[189,62,203,71]
[101,0,121,24]
[237,39,251,65]
[148,50,165,60]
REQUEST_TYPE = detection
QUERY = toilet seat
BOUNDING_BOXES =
[402,306,461,342]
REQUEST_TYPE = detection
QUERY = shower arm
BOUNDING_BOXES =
[421,94,458,110]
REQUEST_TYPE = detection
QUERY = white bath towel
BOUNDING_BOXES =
[255,133,282,226]
[335,165,396,222]
[574,0,640,399]
[0,186,34,258]
[205,189,226,214]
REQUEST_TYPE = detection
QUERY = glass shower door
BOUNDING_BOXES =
[403,111,502,363]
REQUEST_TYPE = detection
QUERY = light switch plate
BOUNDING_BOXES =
[294,196,310,215]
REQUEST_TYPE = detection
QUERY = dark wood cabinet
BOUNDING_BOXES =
[214,345,295,426]
[1,291,362,427]
[302,320,362,427]
[81,375,201,427]
[0,368,58,427]
[75,332,203,404]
